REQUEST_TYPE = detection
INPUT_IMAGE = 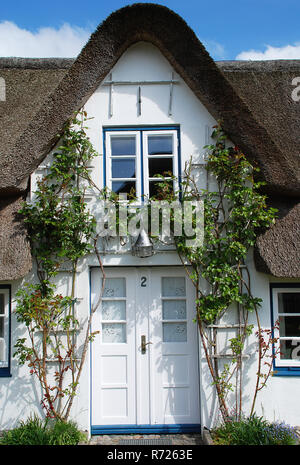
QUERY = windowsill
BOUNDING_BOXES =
[272,367,300,376]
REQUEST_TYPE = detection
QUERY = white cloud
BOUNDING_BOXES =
[0,21,92,57]
[236,43,300,60]
[201,39,227,60]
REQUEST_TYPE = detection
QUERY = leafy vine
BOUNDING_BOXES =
[14,110,106,421]
[150,123,278,421]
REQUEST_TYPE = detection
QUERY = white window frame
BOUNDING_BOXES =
[104,128,180,201]
[0,288,10,372]
[142,129,179,200]
[272,286,300,368]
[105,130,142,199]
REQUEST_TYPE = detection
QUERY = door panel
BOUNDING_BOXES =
[149,268,200,424]
[91,267,200,428]
[91,268,136,425]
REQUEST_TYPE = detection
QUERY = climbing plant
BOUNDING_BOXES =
[150,123,278,421]
[14,110,105,421]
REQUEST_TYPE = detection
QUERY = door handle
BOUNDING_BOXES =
[141,335,152,354]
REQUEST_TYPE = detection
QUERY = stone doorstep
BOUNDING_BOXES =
[88,433,203,446]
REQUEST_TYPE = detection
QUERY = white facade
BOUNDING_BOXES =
[0,42,299,433]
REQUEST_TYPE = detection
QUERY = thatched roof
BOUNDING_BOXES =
[0,59,73,279]
[218,60,300,277]
[1,3,299,197]
[0,3,299,279]
[218,60,300,190]
[0,195,32,280]
[0,58,74,192]
[254,200,300,278]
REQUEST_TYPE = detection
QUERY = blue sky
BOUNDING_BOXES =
[0,0,299,60]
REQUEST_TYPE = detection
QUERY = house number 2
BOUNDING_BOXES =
[141,276,147,287]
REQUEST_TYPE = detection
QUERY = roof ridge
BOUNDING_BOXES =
[217,59,300,72]
[0,57,75,69]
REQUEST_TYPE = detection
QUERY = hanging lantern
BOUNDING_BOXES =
[132,228,154,258]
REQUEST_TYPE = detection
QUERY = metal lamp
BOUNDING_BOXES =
[132,228,154,258]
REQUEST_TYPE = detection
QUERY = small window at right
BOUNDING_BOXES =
[271,285,300,369]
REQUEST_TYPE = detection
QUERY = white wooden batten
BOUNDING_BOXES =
[102,72,179,117]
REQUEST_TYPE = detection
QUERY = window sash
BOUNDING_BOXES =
[105,131,141,199]
[143,130,179,199]
[272,287,300,367]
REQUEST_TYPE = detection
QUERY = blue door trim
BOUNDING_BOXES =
[91,424,201,435]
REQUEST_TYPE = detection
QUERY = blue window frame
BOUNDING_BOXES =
[103,126,181,200]
[0,285,11,377]
[270,283,300,376]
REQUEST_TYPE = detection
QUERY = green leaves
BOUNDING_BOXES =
[212,415,298,446]
[19,111,97,280]
[176,123,276,325]
[15,109,99,420]
[173,123,278,421]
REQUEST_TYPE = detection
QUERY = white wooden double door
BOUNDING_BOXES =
[91,267,200,428]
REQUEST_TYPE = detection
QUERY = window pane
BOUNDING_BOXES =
[0,295,4,314]
[148,158,173,177]
[102,300,126,321]
[163,322,187,342]
[0,318,3,338]
[278,293,300,314]
[102,323,126,343]
[162,277,186,297]
[112,159,136,178]
[279,316,300,337]
[148,135,173,155]
[280,340,300,360]
[163,300,186,320]
[103,278,126,298]
[149,180,173,198]
[111,136,136,156]
[112,181,136,196]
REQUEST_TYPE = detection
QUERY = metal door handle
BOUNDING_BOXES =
[141,335,152,354]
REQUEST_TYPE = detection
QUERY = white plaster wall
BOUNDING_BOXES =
[1,41,299,433]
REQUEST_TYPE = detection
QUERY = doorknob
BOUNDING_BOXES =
[141,335,152,354]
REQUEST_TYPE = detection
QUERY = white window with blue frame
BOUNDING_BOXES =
[0,286,11,377]
[271,283,300,374]
[103,126,180,200]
